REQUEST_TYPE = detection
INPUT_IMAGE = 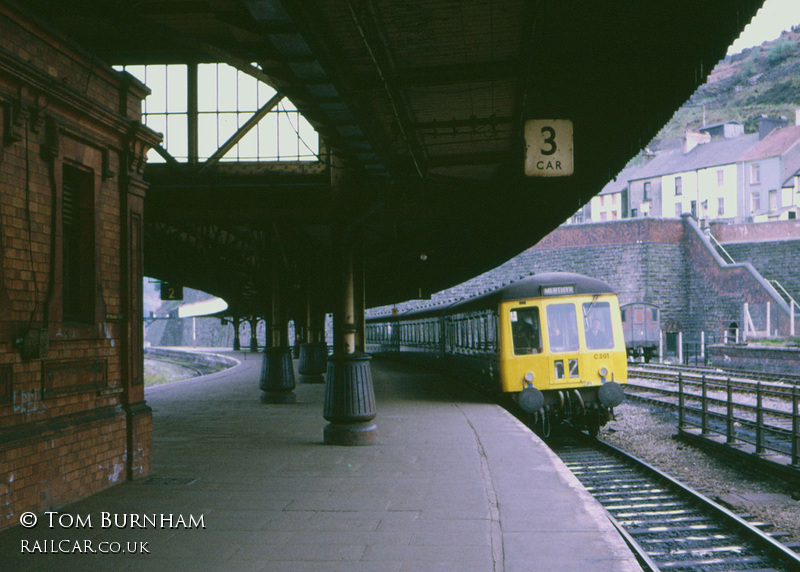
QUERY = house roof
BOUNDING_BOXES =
[597,164,640,195]
[740,125,800,161]
[630,133,760,181]
[699,120,743,131]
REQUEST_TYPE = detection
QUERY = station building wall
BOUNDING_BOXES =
[0,5,159,530]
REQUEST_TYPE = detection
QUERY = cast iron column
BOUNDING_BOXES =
[231,316,241,351]
[323,161,376,444]
[260,261,296,403]
[248,317,259,352]
[298,286,327,383]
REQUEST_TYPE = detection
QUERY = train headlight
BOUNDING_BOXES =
[598,366,609,378]
[524,372,534,385]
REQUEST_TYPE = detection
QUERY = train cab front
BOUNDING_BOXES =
[500,289,627,434]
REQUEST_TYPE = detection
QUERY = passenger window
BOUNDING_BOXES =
[546,304,579,353]
[583,301,615,350]
[510,307,541,355]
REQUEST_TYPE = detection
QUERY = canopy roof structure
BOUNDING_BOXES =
[21,0,764,314]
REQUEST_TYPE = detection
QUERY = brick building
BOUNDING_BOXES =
[0,5,159,529]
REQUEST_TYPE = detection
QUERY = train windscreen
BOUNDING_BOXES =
[546,304,579,352]
[583,301,614,350]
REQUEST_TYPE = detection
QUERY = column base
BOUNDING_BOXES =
[298,342,328,376]
[323,352,376,446]
[323,421,377,446]
[259,347,296,403]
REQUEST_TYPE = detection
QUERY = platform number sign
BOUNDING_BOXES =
[524,119,573,177]
[160,283,183,301]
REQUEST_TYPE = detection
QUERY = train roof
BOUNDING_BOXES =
[497,272,615,301]
[367,272,615,320]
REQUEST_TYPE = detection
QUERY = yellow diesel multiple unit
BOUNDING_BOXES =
[366,272,627,434]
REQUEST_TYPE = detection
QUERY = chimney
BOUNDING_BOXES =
[684,130,711,154]
[758,115,789,139]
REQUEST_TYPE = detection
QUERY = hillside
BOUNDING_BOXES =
[654,27,800,142]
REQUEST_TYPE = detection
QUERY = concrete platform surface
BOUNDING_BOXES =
[0,352,640,571]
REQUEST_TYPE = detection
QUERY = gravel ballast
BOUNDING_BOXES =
[598,402,800,546]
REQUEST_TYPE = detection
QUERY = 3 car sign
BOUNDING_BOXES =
[524,119,574,177]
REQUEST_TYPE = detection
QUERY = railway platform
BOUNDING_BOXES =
[0,352,640,571]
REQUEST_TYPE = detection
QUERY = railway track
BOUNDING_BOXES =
[629,363,800,390]
[551,433,800,571]
[624,365,800,465]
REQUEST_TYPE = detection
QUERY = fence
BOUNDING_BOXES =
[676,373,800,466]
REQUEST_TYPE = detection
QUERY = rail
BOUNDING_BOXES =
[769,279,800,337]
[552,433,800,569]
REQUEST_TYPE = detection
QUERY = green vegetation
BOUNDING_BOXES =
[748,337,800,347]
[653,29,800,143]
[144,358,202,386]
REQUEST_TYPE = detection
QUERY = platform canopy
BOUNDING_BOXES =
[21,0,764,313]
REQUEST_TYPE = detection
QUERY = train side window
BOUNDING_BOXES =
[546,303,579,353]
[582,301,614,350]
[469,317,476,349]
[620,308,627,322]
[511,307,541,355]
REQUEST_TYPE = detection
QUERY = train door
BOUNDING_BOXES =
[499,303,547,393]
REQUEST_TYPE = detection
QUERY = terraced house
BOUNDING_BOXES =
[575,116,800,225]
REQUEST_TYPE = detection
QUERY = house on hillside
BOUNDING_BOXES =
[697,120,745,139]
[590,166,631,221]
[740,124,800,221]
[657,132,758,222]
[573,115,800,226]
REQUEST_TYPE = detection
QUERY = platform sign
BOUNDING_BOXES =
[524,119,573,177]
[160,283,183,301]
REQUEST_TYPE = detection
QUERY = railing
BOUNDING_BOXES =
[706,231,736,264]
[675,373,800,466]
[768,279,800,337]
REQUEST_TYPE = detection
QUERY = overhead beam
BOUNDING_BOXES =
[109,13,282,89]
[345,0,426,178]
[199,92,285,172]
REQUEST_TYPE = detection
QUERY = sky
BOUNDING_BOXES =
[727,0,800,54]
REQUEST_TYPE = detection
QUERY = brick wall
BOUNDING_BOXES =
[0,4,159,530]
[707,345,800,376]
[432,217,792,344]
[512,219,693,333]
[710,220,800,242]
[721,240,800,307]
[681,215,791,340]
